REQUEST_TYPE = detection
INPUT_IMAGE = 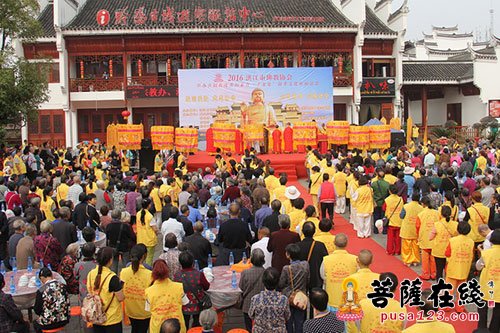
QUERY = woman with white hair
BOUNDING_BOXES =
[199,308,217,333]
[34,220,63,270]
[58,243,80,294]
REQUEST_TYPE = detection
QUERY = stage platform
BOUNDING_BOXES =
[186,151,307,181]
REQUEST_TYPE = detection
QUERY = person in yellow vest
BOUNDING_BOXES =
[402,289,456,332]
[145,259,187,333]
[121,154,130,173]
[289,197,306,233]
[333,164,347,214]
[40,186,56,221]
[314,218,336,254]
[346,170,359,229]
[264,168,280,194]
[444,222,474,313]
[309,166,322,214]
[120,244,152,332]
[56,175,69,204]
[322,160,336,180]
[400,193,424,266]
[154,152,163,173]
[352,176,374,238]
[475,150,488,173]
[416,196,439,280]
[13,149,26,176]
[464,191,490,247]
[160,178,176,206]
[150,180,164,225]
[320,233,358,309]
[297,205,319,239]
[272,176,289,213]
[383,184,404,255]
[439,191,459,221]
[345,250,379,300]
[136,198,159,266]
[360,272,407,333]
[476,229,500,332]
[87,247,125,332]
[429,205,458,281]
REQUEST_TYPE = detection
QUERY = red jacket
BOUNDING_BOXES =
[319,181,336,203]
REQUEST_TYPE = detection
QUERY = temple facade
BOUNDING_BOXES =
[19,0,408,146]
[403,25,500,128]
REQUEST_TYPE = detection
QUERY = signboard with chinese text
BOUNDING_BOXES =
[489,100,500,118]
[361,77,395,97]
[178,67,334,132]
[126,85,178,99]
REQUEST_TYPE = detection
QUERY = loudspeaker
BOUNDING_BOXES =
[391,132,405,148]
[141,138,152,150]
[139,149,156,176]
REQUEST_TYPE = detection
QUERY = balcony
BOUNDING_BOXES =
[334,73,353,87]
[127,76,178,86]
[70,77,124,92]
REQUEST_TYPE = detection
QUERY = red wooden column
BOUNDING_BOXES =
[421,86,428,143]
[403,91,409,120]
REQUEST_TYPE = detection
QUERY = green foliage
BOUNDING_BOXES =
[0,59,49,128]
[0,0,42,51]
[430,126,452,138]
[0,0,48,142]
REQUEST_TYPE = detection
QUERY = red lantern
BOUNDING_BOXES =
[80,60,84,79]
[138,59,142,77]
[311,56,316,67]
[338,55,344,74]
[225,57,230,68]
[121,110,131,120]
[109,59,113,77]
[196,57,201,69]
[284,56,288,68]
[167,59,171,76]
[254,57,259,68]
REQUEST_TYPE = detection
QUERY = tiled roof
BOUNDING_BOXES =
[364,5,396,35]
[374,0,390,11]
[432,25,458,32]
[403,62,473,83]
[65,0,356,32]
[387,0,408,22]
[475,46,496,55]
[436,32,473,38]
[38,3,56,37]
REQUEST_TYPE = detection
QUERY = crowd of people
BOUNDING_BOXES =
[0,138,499,333]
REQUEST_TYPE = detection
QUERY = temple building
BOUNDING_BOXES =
[402,25,500,129]
[20,0,408,146]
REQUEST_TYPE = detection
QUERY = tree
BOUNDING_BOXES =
[0,0,48,141]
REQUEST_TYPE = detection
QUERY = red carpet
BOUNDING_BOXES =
[187,152,478,332]
[292,181,478,333]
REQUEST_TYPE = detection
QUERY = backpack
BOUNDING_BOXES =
[81,273,114,325]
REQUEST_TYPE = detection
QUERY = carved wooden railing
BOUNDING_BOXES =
[70,78,124,92]
[334,73,352,87]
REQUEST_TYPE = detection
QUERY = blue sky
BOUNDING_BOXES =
[397,0,500,40]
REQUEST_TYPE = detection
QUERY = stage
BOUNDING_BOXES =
[186,151,308,181]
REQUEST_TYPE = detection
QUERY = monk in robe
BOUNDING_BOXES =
[235,126,243,155]
[317,123,328,154]
[272,126,282,154]
[283,122,294,153]
[206,124,216,154]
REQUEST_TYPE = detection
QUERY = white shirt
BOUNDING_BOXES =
[424,153,436,167]
[250,237,272,269]
[67,184,83,206]
[161,218,185,251]
[483,230,493,250]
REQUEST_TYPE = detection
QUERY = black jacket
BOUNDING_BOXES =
[72,202,100,230]
[297,238,328,290]
[106,220,136,253]
[184,233,212,269]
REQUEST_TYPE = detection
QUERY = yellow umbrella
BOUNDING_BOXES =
[406,116,413,146]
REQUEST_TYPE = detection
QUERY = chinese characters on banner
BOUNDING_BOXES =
[150,126,174,150]
[107,124,144,150]
[175,127,198,153]
[96,7,325,27]
[367,278,490,310]
[178,67,334,135]
[361,78,396,97]
[126,85,178,99]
